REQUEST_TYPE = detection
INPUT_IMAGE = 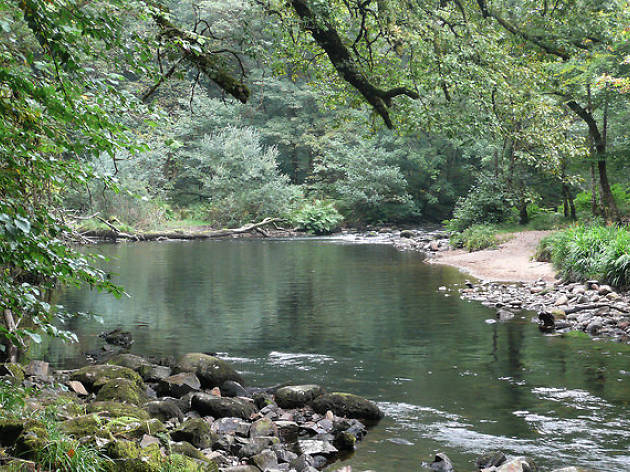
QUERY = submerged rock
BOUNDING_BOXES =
[429,452,455,472]
[476,451,507,470]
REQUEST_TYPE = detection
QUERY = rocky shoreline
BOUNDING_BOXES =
[348,227,630,345]
[0,352,382,472]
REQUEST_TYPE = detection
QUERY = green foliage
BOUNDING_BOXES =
[544,225,630,287]
[450,225,499,252]
[447,177,514,232]
[0,380,29,415]
[575,185,630,215]
[291,200,344,235]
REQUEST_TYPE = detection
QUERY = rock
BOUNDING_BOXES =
[70,364,144,393]
[67,380,88,396]
[297,439,338,456]
[144,400,184,422]
[108,354,172,382]
[254,392,277,409]
[274,385,324,409]
[24,360,49,378]
[252,449,279,470]
[554,294,569,306]
[157,372,201,398]
[275,420,299,443]
[211,417,251,437]
[597,285,613,295]
[100,328,133,348]
[175,353,243,388]
[192,393,257,420]
[234,436,278,458]
[104,439,162,472]
[400,230,414,238]
[276,449,298,464]
[538,311,555,330]
[334,430,356,450]
[88,401,150,420]
[0,364,25,385]
[476,451,507,470]
[484,457,537,472]
[222,466,260,472]
[170,441,210,462]
[429,452,454,472]
[95,378,146,405]
[550,468,596,472]
[139,434,159,449]
[497,309,515,321]
[311,393,383,421]
[250,417,276,438]
[291,454,316,472]
[171,418,216,449]
[221,380,248,398]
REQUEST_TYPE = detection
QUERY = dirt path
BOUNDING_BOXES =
[429,230,557,283]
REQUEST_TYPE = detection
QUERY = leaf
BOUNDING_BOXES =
[13,217,30,234]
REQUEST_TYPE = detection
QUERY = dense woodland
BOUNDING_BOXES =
[1,0,630,367]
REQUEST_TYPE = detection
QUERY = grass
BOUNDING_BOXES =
[450,224,501,252]
[537,224,630,287]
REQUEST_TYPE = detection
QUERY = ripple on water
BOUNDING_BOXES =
[267,351,337,371]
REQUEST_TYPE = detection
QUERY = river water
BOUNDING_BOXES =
[45,239,630,471]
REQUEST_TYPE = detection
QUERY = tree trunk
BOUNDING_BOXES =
[519,200,529,225]
[590,161,599,216]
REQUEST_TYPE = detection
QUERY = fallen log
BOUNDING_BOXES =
[80,217,287,241]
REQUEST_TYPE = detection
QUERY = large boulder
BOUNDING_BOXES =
[429,452,455,472]
[274,385,324,409]
[95,378,146,405]
[70,364,144,393]
[311,393,383,421]
[191,393,257,420]
[175,353,243,388]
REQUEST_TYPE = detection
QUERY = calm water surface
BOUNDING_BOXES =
[45,240,630,471]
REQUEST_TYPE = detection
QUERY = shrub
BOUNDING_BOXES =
[291,200,344,235]
[450,225,499,252]
[448,178,513,232]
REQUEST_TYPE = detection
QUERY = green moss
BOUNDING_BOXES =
[60,414,103,439]
[96,378,146,405]
[164,454,218,472]
[170,441,208,462]
[88,401,150,420]
[12,420,48,459]
[105,440,163,472]
[70,365,144,392]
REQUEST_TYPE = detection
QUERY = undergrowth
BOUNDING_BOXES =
[537,224,630,287]
[450,224,499,252]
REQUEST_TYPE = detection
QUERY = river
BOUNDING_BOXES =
[44,239,630,471]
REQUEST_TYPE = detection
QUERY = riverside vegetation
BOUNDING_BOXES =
[2,0,630,471]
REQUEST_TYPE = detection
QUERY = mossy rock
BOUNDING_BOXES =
[0,364,25,385]
[170,441,210,462]
[175,353,243,388]
[70,365,144,393]
[104,440,163,472]
[107,355,171,382]
[87,401,150,420]
[171,419,216,449]
[164,454,218,472]
[61,414,165,441]
[0,459,38,471]
[96,378,146,405]
[12,420,48,459]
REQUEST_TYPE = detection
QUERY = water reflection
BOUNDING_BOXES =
[45,240,630,471]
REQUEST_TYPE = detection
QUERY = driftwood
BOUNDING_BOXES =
[80,217,286,242]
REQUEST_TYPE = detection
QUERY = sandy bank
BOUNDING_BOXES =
[429,230,557,283]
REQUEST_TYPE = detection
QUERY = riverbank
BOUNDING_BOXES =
[0,353,382,472]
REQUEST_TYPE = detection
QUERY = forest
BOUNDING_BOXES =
[1,1,630,471]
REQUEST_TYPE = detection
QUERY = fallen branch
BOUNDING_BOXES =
[80,217,286,242]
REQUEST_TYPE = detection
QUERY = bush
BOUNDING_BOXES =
[542,224,630,287]
[575,184,630,214]
[291,200,344,235]
[450,225,499,252]
[448,178,513,232]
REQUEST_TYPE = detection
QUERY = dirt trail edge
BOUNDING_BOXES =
[429,230,557,283]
